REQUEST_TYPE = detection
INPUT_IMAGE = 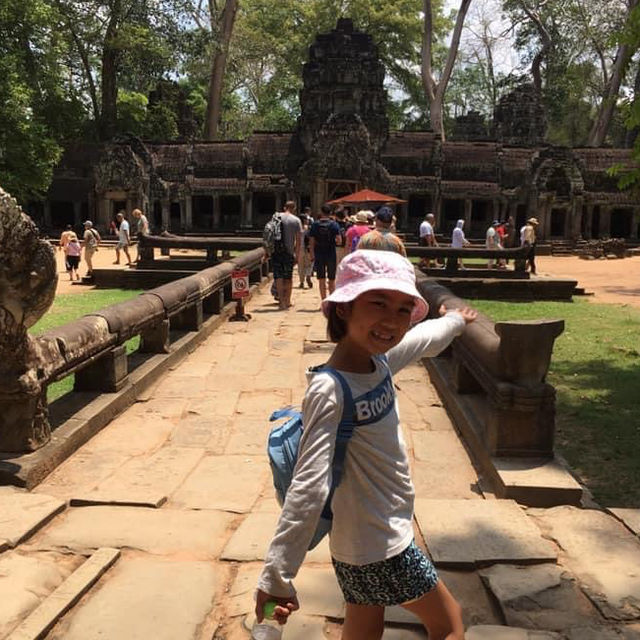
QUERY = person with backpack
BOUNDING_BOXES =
[82,220,101,276]
[345,210,371,254]
[309,204,341,301]
[255,249,476,639]
[264,201,302,310]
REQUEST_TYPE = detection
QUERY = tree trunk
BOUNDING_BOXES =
[203,0,239,140]
[626,62,640,148]
[421,0,473,141]
[100,0,122,140]
[588,0,640,147]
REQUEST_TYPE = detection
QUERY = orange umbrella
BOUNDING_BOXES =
[326,188,406,205]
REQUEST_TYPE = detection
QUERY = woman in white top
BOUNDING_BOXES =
[451,219,470,269]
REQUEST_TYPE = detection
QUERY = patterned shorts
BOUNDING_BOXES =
[332,540,438,606]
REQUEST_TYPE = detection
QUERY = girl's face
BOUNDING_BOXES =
[343,289,415,356]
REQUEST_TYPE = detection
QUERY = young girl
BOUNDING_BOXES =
[255,249,476,640]
[64,233,82,282]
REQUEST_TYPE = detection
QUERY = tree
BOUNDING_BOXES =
[421,0,474,140]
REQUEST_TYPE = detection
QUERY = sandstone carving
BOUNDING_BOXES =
[0,187,57,451]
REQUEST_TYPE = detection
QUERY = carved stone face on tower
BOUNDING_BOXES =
[287,19,390,188]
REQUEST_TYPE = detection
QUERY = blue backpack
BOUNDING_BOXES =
[267,358,394,550]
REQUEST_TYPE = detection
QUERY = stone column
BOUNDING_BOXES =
[570,196,583,240]
[434,191,443,229]
[161,199,170,231]
[242,191,253,228]
[126,196,134,215]
[276,191,285,212]
[73,201,82,226]
[213,194,221,228]
[585,204,594,239]
[311,179,324,215]
[600,205,612,238]
[464,199,472,231]
[43,201,52,228]
[100,198,111,228]
[184,194,193,231]
[543,198,553,241]
[398,192,409,230]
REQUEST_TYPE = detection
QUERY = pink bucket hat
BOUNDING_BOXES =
[321,249,429,324]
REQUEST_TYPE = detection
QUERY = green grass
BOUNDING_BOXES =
[31,289,142,402]
[472,298,640,507]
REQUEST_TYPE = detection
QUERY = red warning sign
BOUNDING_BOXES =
[231,269,249,299]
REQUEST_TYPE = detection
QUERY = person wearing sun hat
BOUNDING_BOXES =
[256,248,476,637]
[345,210,372,254]
[520,217,539,275]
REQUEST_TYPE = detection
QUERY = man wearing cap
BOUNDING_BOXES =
[309,204,341,300]
[520,217,539,275]
[345,210,372,254]
[418,213,437,268]
[485,220,502,269]
[357,206,407,256]
[82,220,101,276]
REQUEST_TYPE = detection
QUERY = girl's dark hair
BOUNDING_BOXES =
[326,301,349,343]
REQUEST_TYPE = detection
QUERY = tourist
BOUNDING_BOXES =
[255,249,475,639]
[358,206,407,256]
[451,219,470,269]
[334,209,348,263]
[273,201,302,310]
[297,211,313,289]
[345,210,371,253]
[418,213,437,268]
[485,220,502,269]
[109,219,117,236]
[132,208,149,263]
[309,204,341,300]
[58,225,74,253]
[114,211,133,266]
[521,217,539,275]
[64,232,82,281]
[82,220,100,277]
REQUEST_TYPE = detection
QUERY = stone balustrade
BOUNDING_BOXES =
[416,277,564,458]
[1,248,268,452]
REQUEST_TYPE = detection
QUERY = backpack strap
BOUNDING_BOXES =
[318,366,356,521]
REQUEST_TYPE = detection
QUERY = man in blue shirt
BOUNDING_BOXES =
[309,204,341,300]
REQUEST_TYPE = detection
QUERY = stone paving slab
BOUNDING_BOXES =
[466,626,562,639]
[382,628,427,639]
[609,508,640,537]
[529,506,640,621]
[153,373,209,398]
[479,563,600,631]
[169,454,268,513]
[235,388,293,416]
[9,547,120,640]
[414,499,557,567]
[242,613,328,640]
[224,417,274,456]
[221,512,331,564]
[0,490,66,548]
[411,431,482,500]
[0,550,81,638]
[170,415,231,450]
[30,506,235,558]
[184,391,240,418]
[48,556,218,640]
[69,446,203,508]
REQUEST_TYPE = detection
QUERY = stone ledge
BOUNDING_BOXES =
[424,356,583,508]
[0,279,269,490]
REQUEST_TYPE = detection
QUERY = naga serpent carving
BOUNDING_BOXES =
[0,187,57,451]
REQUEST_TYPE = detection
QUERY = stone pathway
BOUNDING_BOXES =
[1,283,639,639]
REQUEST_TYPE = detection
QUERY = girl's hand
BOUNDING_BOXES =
[438,304,478,324]
[255,588,299,625]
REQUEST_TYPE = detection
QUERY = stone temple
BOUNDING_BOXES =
[36,18,639,241]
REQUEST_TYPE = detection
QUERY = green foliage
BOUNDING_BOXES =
[473,298,640,507]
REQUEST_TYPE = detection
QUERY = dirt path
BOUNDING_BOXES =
[536,255,640,308]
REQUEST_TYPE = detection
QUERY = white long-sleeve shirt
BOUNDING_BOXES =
[257,312,466,598]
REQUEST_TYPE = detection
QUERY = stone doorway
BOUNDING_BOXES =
[408,195,432,224]
[471,200,491,238]
[442,199,464,236]
[550,208,567,237]
[611,208,632,238]
[51,201,75,228]
[170,203,181,231]
[193,196,214,230]
[220,195,241,230]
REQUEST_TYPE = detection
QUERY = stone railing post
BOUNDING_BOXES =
[0,188,58,452]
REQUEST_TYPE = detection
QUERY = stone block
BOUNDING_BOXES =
[221,512,331,564]
[414,499,557,567]
[48,556,218,640]
[528,506,640,621]
[466,626,562,639]
[479,563,600,631]
[0,490,66,548]
[169,454,268,513]
[609,508,640,537]
[74,344,128,393]
[31,506,235,558]
[139,319,170,353]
